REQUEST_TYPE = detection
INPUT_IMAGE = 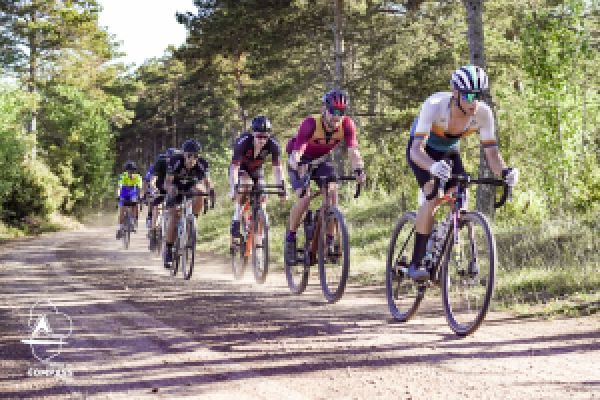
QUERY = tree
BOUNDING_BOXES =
[0,0,103,158]
[462,0,496,216]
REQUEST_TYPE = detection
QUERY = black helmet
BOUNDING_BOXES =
[124,160,137,171]
[251,115,272,133]
[322,89,349,112]
[182,139,201,154]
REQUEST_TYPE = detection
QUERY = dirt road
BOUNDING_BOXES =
[0,224,598,399]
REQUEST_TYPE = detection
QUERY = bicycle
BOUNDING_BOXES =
[118,198,138,250]
[231,181,286,283]
[385,167,510,336]
[284,161,361,303]
[168,189,212,280]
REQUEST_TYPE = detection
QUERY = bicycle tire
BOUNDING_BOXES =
[284,224,309,295]
[171,236,180,277]
[252,208,269,284]
[318,206,350,303]
[386,211,424,322]
[123,213,132,249]
[440,210,496,336]
[155,227,163,256]
[182,218,196,280]
[230,220,248,280]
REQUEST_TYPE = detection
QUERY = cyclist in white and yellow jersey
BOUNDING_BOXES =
[406,65,519,281]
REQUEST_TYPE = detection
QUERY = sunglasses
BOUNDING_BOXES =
[460,91,482,103]
[328,107,345,117]
[255,134,270,139]
[184,152,198,160]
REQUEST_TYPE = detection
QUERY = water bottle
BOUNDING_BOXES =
[422,224,437,267]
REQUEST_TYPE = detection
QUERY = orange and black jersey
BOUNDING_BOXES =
[231,132,281,173]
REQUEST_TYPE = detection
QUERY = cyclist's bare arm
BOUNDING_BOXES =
[273,165,283,185]
[229,164,240,190]
[203,176,212,191]
[348,147,365,170]
[150,175,158,191]
[409,137,435,172]
[483,147,508,177]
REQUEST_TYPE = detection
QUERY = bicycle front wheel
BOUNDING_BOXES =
[182,218,196,280]
[284,222,309,295]
[318,207,350,303]
[171,237,180,277]
[252,208,269,284]
[231,238,247,279]
[386,211,424,322]
[123,215,132,249]
[441,211,496,336]
[155,226,163,256]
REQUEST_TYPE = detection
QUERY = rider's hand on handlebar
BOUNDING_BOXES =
[354,168,366,184]
[429,160,451,181]
[502,167,519,188]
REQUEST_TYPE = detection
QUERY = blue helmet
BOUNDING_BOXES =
[251,115,272,133]
[182,139,201,154]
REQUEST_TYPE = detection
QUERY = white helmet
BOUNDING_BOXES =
[451,65,488,92]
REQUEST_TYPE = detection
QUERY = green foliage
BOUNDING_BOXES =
[2,159,67,223]
[39,84,121,213]
[0,86,29,210]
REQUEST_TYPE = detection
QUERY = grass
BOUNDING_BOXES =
[196,188,599,317]
[0,212,82,241]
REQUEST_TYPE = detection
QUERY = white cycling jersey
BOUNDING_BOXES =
[409,92,498,152]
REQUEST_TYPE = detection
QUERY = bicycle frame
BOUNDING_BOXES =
[235,181,285,250]
[299,163,360,263]
[422,174,510,283]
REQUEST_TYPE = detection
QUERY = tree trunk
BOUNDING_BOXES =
[172,81,178,148]
[234,51,246,139]
[333,0,346,174]
[28,11,38,161]
[463,0,495,217]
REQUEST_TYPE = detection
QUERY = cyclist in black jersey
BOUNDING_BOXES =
[163,139,215,268]
[228,115,286,243]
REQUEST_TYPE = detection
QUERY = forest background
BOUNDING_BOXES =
[0,0,598,314]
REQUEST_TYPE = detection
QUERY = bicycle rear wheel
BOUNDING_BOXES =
[386,211,424,322]
[318,206,350,303]
[284,221,309,295]
[182,218,196,280]
[252,208,269,284]
[441,211,496,336]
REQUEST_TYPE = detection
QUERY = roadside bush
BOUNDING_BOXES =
[1,159,67,223]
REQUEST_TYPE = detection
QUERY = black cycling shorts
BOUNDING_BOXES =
[406,137,466,189]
